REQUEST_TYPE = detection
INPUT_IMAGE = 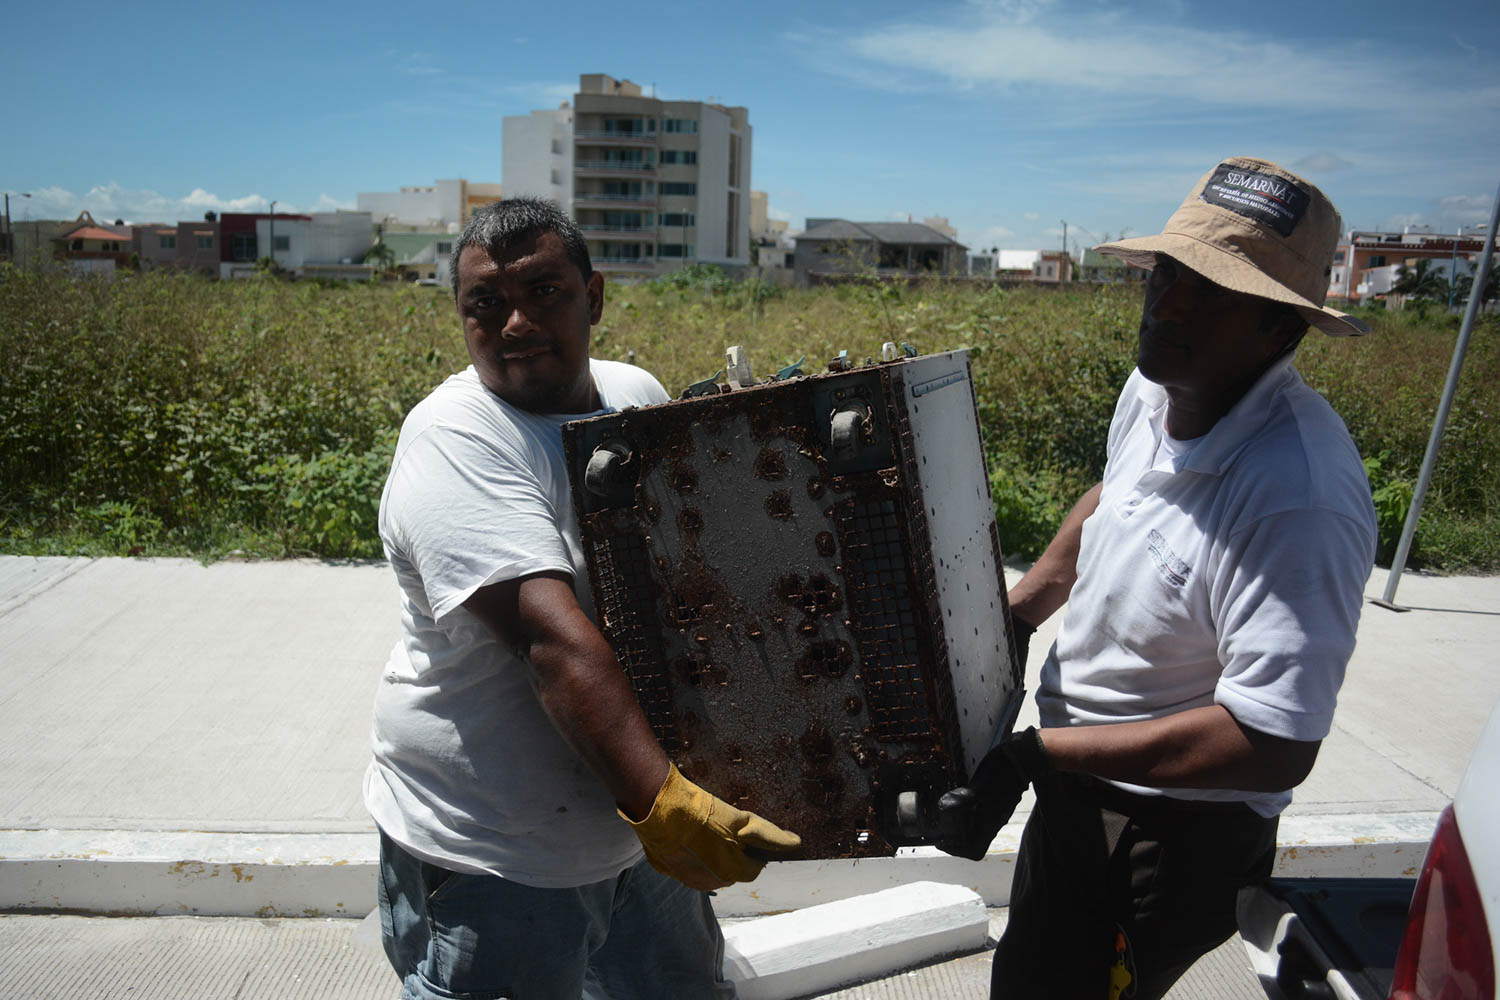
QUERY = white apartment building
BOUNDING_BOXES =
[356,179,503,232]
[503,73,752,278]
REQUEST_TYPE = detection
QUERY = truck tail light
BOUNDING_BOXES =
[1390,805,1494,999]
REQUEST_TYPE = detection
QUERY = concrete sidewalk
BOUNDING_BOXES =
[0,556,1495,994]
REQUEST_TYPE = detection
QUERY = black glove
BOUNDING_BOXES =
[936,727,1051,861]
[1010,614,1037,674]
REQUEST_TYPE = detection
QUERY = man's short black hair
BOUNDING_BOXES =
[451,197,593,297]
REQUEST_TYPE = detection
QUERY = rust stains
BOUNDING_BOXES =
[754,447,790,480]
[764,489,794,520]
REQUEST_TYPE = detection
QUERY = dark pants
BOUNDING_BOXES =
[992,772,1278,1000]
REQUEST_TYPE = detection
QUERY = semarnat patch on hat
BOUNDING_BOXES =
[1200,164,1310,237]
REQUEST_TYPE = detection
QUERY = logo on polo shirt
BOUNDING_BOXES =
[1147,529,1191,588]
[1200,165,1310,237]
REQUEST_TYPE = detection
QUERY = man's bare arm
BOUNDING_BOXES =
[1006,483,1102,627]
[463,571,668,820]
[1042,704,1321,793]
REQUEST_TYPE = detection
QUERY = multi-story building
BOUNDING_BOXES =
[503,73,752,279]
[356,179,501,232]
[1328,228,1488,303]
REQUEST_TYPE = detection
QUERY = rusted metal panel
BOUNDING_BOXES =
[564,350,1022,859]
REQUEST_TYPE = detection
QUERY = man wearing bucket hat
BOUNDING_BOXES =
[937,157,1377,998]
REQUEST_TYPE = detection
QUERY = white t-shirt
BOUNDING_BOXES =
[365,360,669,887]
[1037,356,1377,817]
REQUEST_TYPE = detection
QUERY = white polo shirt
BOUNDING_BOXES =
[1037,356,1376,817]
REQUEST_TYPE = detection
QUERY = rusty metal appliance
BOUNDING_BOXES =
[563,348,1024,859]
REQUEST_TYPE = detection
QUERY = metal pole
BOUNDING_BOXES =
[269,200,277,267]
[1448,227,1460,310]
[1376,177,1500,610]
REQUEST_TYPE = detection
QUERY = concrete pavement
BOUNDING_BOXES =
[0,555,1495,995]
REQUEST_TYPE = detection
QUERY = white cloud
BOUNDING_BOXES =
[312,193,357,212]
[11,183,352,224]
[500,80,578,106]
[973,224,1015,246]
[1292,152,1356,175]
[400,52,443,76]
[1022,212,1039,222]
[1439,193,1493,218]
[838,5,1491,116]
[767,206,793,222]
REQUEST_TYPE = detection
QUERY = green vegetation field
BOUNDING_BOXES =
[2,264,1496,572]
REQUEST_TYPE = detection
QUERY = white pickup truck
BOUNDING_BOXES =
[1237,698,1499,999]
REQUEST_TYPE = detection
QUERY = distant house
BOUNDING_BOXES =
[1033,250,1072,283]
[383,231,457,285]
[1329,228,1489,304]
[996,249,1039,280]
[218,210,376,281]
[1077,247,1148,283]
[357,178,501,233]
[53,212,133,275]
[792,219,967,286]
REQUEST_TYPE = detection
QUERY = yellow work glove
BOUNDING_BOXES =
[621,763,802,891]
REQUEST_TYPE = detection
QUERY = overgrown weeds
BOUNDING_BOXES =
[2,265,1495,571]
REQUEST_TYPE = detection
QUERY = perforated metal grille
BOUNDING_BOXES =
[586,522,682,751]
[834,496,939,743]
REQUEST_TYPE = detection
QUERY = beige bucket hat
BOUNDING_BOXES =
[1095,156,1366,336]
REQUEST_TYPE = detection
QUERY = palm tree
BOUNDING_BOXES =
[1391,258,1449,303]
[1452,261,1499,309]
[363,240,396,274]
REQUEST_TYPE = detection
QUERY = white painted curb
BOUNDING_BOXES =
[0,812,1439,918]
[721,881,989,1000]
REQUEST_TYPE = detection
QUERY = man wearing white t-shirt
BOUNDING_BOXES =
[366,198,799,999]
[936,158,1377,999]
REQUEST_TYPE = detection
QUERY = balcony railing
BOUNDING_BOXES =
[575,129,657,144]
[594,257,656,270]
[575,160,656,174]
[579,225,659,239]
[574,192,657,208]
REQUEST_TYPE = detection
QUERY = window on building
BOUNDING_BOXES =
[436,242,452,255]
[602,181,650,199]
[273,235,290,252]
[661,182,697,196]
[659,244,695,258]
[661,212,695,227]
[72,239,83,251]
[230,233,258,261]
[196,235,213,250]
[660,150,698,165]
[726,192,738,257]
[1333,251,1346,264]
[159,235,176,250]
[1368,255,1386,267]
[663,118,698,134]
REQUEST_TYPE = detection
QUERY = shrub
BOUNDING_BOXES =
[2,266,1494,572]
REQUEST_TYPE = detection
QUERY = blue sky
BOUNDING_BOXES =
[4,0,1497,253]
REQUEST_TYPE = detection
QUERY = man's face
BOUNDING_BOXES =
[1136,254,1295,399]
[455,231,604,414]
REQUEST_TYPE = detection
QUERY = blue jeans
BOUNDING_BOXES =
[377,829,736,999]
